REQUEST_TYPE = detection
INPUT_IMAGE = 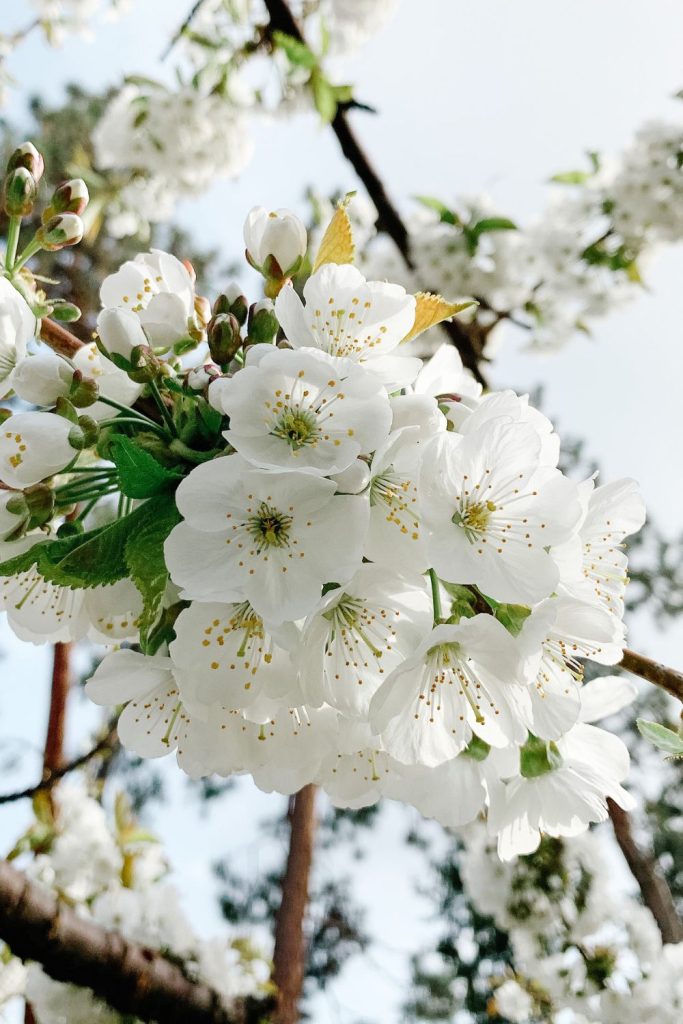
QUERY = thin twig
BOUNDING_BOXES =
[607,800,683,944]
[261,0,487,384]
[161,0,210,60]
[620,649,683,703]
[272,784,318,1024]
[0,727,118,806]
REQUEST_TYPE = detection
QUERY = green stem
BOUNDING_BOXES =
[96,396,166,432]
[146,379,177,437]
[429,568,443,624]
[4,216,22,272]
[11,237,41,274]
[99,416,167,438]
[169,439,222,464]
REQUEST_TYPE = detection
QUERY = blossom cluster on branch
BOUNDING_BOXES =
[0,142,650,863]
[447,823,683,1023]
[0,784,269,1021]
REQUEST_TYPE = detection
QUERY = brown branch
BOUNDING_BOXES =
[272,784,318,1024]
[607,800,683,944]
[43,643,71,776]
[0,726,118,806]
[261,0,487,385]
[39,319,84,357]
[620,649,683,703]
[0,859,255,1024]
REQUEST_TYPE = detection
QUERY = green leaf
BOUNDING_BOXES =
[125,498,182,653]
[272,30,318,70]
[551,170,591,184]
[414,195,461,226]
[470,216,517,237]
[494,603,532,637]
[109,435,183,499]
[41,501,164,589]
[636,719,683,757]
[311,70,338,122]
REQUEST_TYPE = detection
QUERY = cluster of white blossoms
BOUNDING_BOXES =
[91,0,399,234]
[0,785,269,1021]
[456,823,683,1023]
[357,115,683,351]
[0,175,648,862]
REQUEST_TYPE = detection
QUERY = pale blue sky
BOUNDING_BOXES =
[1,2,683,1022]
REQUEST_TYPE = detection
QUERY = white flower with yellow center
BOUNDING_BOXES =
[298,564,432,716]
[553,477,646,618]
[99,249,196,348]
[164,453,369,624]
[211,346,392,476]
[420,419,581,605]
[519,595,625,740]
[169,599,298,712]
[370,614,530,766]
[0,277,35,400]
[0,412,76,488]
[0,536,88,644]
[71,342,143,421]
[84,579,143,645]
[275,263,420,390]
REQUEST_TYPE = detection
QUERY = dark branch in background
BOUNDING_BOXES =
[607,800,683,944]
[43,643,71,778]
[261,0,487,385]
[0,726,118,806]
[272,784,318,1024]
[161,0,209,60]
[620,649,683,703]
[0,859,263,1024]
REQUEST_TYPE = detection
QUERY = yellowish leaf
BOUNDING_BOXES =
[401,293,477,344]
[313,194,356,272]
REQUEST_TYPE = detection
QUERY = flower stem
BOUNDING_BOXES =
[428,568,443,624]
[4,216,22,272]
[11,237,41,274]
[146,379,177,437]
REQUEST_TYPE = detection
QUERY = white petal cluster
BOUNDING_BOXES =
[461,821,683,1023]
[0,238,646,862]
[0,784,269,1022]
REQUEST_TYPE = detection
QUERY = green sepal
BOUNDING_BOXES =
[636,719,683,759]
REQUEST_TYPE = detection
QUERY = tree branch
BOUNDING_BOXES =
[0,859,258,1024]
[0,727,118,806]
[620,649,683,703]
[39,318,83,357]
[43,643,71,777]
[161,0,210,61]
[261,0,487,385]
[272,784,318,1024]
[607,800,683,944]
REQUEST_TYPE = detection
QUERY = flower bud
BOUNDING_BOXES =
[69,370,99,408]
[244,207,307,279]
[3,167,37,217]
[0,490,29,539]
[43,178,89,221]
[36,213,84,251]
[97,307,148,360]
[7,142,44,183]
[186,363,222,391]
[208,312,242,365]
[213,283,248,326]
[128,344,163,384]
[51,302,81,323]
[23,483,55,527]
[12,350,73,407]
[194,294,211,330]
[68,415,99,450]
[247,299,279,344]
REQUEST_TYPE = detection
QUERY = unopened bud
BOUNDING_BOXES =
[3,167,37,216]
[128,344,163,384]
[23,483,55,527]
[97,307,148,360]
[68,415,98,450]
[187,363,222,391]
[247,299,278,344]
[214,282,249,326]
[194,294,211,330]
[36,213,84,251]
[69,370,99,408]
[43,178,89,221]
[244,207,307,279]
[208,312,242,365]
[57,519,84,538]
[7,142,44,183]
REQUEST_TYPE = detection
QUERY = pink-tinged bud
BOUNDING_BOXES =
[43,178,89,221]
[3,167,37,216]
[194,294,211,329]
[7,142,44,183]
[36,213,84,251]
[183,259,197,285]
[186,363,222,391]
